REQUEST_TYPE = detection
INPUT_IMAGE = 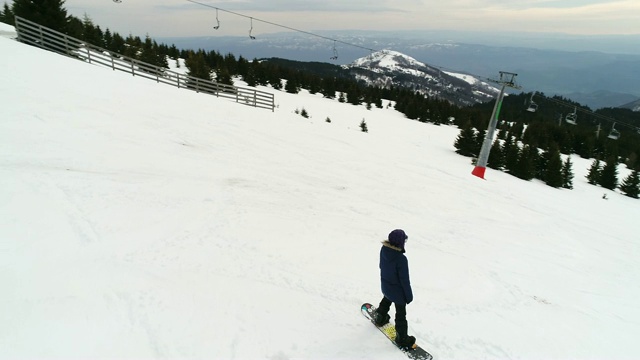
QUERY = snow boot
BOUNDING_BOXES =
[394,320,416,350]
[373,311,390,327]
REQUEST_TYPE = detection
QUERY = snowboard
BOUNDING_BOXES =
[361,303,433,360]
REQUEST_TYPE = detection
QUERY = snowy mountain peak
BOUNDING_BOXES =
[345,49,499,106]
[351,50,426,70]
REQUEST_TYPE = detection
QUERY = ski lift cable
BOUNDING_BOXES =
[185,0,377,53]
[526,90,638,132]
[184,0,639,131]
[185,0,513,85]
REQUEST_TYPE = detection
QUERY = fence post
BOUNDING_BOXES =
[38,24,44,49]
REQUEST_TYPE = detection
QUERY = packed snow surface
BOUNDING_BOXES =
[1,30,639,360]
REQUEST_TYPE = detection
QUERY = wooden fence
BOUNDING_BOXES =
[13,16,275,111]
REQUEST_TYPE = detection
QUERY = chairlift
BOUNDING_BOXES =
[213,8,220,29]
[608,123,621,140]
[565,107,577,125]
[330,41,338,60]
[249,17,256,40]
[526,93,538,112]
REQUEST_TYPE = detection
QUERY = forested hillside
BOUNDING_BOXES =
[2,0,639,196]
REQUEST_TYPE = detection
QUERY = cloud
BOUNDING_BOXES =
[185,0,407,12]
[64,0,640,37]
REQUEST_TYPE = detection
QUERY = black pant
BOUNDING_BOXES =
[377,296,409,340]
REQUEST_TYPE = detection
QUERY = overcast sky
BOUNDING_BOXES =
[62,0,639,38]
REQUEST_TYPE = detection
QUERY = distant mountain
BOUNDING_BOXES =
[344,50,499,106]
[564,90,639,110]
[620,98,640,112]
[159,32,640,108]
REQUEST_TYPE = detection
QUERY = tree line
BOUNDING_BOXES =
[1,1,458,123]
[453,93,640,198]
[2,0,639,198]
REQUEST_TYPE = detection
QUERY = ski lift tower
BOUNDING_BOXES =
[472,71,521,179]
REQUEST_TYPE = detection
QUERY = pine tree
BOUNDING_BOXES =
[586,159,601,185]
[307,76,321,95]
[360,119,368,133]
[625,152,638,171]
[503,136,520,175]
[12,0,68,33]
[109,32,126,54]
[619,170,640,199]
[545,144,563,188]
[123,34,142,59]
[346,85,362,105]
[599,156,619,190]
[453,123,477,157]
[103,29,113,50]
[374,97,383,109]
[474,128,487,157]
[267,71,282,90]
[81,14,104,47]
[242,61,258,87]
[285,77,299,94]
[215,66,233,86]
[184,50,212,87]
[561,156,575,189]
[139,35,167,69]
[515,144,538,181]
[536,148,548,182]
[1,2,15,25]
[487,139,504,170]
[320,78,336,99]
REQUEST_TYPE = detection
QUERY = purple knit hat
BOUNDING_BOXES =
[388,229,408,249]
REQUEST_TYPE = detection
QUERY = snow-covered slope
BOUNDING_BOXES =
[0,21,17,39]
[621,97,640,112]
[345,50,499,106]
[1,32,639,360]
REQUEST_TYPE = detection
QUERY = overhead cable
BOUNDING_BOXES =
[185,0,637,132]
[535,92,638,131]
[185,0,377,53]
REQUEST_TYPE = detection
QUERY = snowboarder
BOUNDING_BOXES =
[373,229,416,349]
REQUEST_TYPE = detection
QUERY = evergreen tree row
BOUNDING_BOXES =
[454,123,574,189]
[587,158,640,198]
[2,0,464,127]
[2,0,171,69]
[454,121,640,198]
[3,0,639,201]
[464,92,640,172]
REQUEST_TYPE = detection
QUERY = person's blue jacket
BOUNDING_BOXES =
[380,241,413,305]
